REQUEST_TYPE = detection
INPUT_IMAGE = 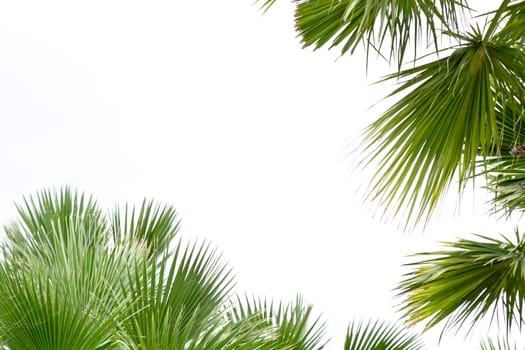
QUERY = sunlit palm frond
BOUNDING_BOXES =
[229,294,328,349]
[343,319,424,350]
[4,187,109,260]
[294,0,467,66]
[397,230,525,336]
[122,239,235,349]
[480,336,518,350]
[111,200,181,260]
[0,226,142,349]
[184,313,279,350]
[362,24,525,227]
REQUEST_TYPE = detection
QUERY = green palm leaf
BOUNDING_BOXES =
[294,0,466,66]
[229,294,328,349]
[122,239,235,349]
[497,0,525,41]
[0,221,142,349]
[5,187,109,261]
[0,188,237,349]
[396,230,525,335]
[480,98,525,216]
[344,319,424,350]
[111,200,181,260]
[483,155,525,216]
[183,313,279,350]
[362,24,525,227]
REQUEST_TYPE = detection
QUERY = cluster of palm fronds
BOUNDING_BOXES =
[0,188,332,349]
[259,0,525,348]
[287,0,525,226]
[0,188,428,349]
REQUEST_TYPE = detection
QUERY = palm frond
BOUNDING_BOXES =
[4,187,109,259]
[344,319,425,350]
[361,24,525,227]
[183,313,279,350]
[229,294,328,350]
[482,155,525,217]
[497,0,525,41]
[480,81,525,216]
[294,0,467,66]
[0,224,142,349]
[111,200,181,260]
[396,230,525,336]
[122,239,235,349]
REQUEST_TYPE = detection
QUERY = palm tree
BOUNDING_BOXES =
[0,187,428,349]
[259,0,525,348]
[0,187,335,349]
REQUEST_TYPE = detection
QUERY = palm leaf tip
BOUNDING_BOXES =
[396,230,525,335]
[254,0,277,12]
[344,319,424,350]
[229,294,329,350]
[480,336,518,350]
[111,199,181,260]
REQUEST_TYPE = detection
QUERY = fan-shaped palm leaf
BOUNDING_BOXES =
[397,230,525,335]
[362,23,525,227]
[294,0,466,66]
[111,200,181,261]
[483,155,525,217]
[229,294,328,349]
[497,0,525,41]
[122,239,235,349]
[182,312,279,350]
[344,319,424,350]
[0,223,143,349]
[480,98,525,216]
[4,187,109,261]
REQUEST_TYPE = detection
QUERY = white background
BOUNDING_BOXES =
[0,1,518,348]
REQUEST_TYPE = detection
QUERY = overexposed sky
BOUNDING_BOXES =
[0,1,518,349]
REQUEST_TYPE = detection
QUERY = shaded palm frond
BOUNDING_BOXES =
[294,0,467,66]
[480,51,525,216]
[111,200,181,260]
[492,94,525,155]
[361,24,525,227]
[497,0,525,41]
[122,239,235,349]
[229,294,328,350]
[396,230,525,336]
[480,336,518,350]
[344,319,425,350]
[482,155,525,217]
